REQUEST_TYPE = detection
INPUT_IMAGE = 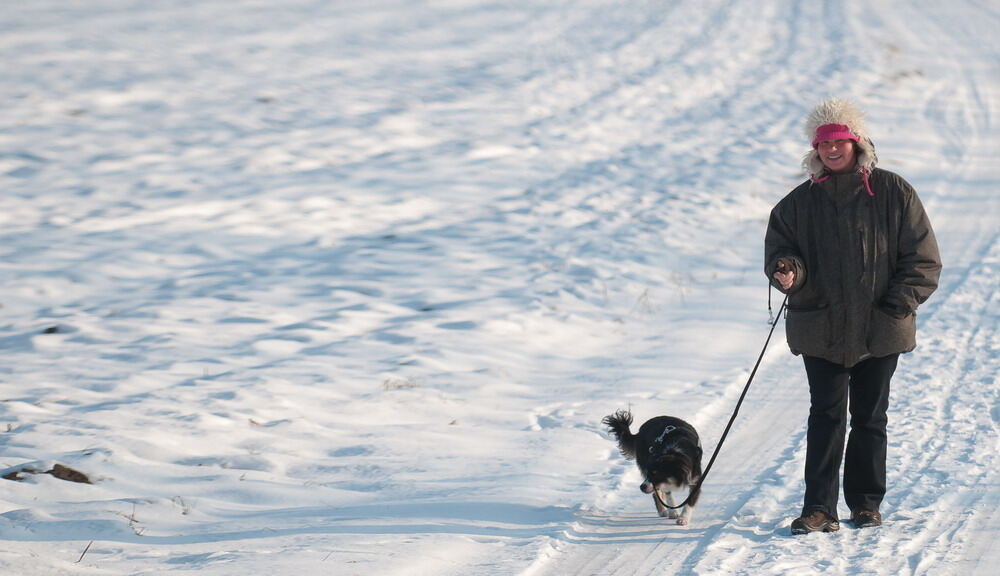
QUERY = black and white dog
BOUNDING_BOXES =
[602,409,703,525]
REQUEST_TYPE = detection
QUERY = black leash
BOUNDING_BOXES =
[655,294,788,510]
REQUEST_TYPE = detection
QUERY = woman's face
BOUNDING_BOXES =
[817,139,857,173]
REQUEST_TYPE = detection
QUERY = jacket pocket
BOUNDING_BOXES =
[785,306,831,357]
[867,307,916,357]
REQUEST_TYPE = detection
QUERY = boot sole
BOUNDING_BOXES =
[790,522,840,535]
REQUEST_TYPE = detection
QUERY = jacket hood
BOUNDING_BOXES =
[802,97,878,176]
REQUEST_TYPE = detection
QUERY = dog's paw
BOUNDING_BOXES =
[658,509,672,518]
[676,518,689,526]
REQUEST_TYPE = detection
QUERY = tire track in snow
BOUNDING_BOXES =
[883,236,997,574]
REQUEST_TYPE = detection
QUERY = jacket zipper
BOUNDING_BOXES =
[860,229,867,286]
[860,228,877,302]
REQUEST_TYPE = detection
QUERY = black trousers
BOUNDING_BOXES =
[801,354,898,519]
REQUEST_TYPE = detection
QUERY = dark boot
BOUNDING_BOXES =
[850,509,882,528]
[791,510,841,535]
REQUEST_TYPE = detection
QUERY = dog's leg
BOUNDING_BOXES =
[654,489,679,519]
[661,490,680,519]
[678,504,694,526]
[653,491,667,517]
[678,483,700,525]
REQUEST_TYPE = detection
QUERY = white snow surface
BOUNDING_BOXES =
[0,0,997,574]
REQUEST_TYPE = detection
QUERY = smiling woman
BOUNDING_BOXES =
[816,139,857,174]
[765,97,942,535]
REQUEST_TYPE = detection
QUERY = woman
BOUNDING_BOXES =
[764,98,941,534]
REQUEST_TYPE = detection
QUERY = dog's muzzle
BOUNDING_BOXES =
[640,481,654,494]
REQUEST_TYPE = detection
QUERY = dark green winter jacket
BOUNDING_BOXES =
[764,168,941,367]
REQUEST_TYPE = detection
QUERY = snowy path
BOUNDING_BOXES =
[0,1,995,575]
[524,1,999,575]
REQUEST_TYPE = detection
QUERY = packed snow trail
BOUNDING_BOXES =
[0,1,995,575]
[521,1,999,575]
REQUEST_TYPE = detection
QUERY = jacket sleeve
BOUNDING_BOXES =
[764,198,807,294]
[881,185,942,315]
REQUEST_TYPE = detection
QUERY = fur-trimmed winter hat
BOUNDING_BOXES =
[802,97,877,177]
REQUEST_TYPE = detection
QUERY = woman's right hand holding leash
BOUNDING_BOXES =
[773,259,795,291]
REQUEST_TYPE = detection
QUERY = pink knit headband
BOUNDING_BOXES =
[812,124,859,148]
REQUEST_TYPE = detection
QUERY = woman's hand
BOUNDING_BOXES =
[774,259,796,291]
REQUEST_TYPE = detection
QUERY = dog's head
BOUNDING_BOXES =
[638,451,698,493]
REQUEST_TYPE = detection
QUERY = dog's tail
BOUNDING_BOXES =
[602,409,636,460]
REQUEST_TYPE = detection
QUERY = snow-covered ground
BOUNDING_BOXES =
[0,0,996,574]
